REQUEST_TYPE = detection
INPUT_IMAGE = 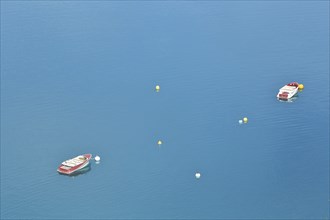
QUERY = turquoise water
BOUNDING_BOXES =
[1,1,329,219]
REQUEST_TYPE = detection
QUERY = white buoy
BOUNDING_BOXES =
[95,155,100,162]
[239,120,243,124]
[195,172,201,179]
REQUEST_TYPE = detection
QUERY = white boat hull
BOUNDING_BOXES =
[277,83,299,99]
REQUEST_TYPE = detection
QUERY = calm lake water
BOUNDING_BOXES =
[1,1,329,219]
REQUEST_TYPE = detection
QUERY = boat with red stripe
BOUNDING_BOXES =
[277,82,299,100]
[57,154,92,175]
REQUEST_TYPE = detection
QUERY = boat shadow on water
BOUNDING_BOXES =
[277,96,298,103]
[58,164,92,177]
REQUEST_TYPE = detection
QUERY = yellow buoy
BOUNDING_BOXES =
[243,117,248,123]
[298,84,304,90]
[157,140,162,145]
[155,85,160,91]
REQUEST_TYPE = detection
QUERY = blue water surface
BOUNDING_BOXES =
[1,1,329,219]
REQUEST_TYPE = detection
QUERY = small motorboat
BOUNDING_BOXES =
[277,82,299,99]
[57,154,92,175]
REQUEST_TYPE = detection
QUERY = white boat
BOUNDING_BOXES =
[57,154,92,175]
[277,82,299,99]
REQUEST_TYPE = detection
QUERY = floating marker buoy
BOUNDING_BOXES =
[95,155,100,162]
[239,120,243,124]
[157,140,162,145]
[243,117,248,123]
[195,172,201,179]
[298,84,304,90]
[155,85,160,91]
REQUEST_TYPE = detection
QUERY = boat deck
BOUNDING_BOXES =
[61,156,87,167]
[280,85,297,91]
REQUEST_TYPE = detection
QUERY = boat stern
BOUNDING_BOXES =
[277,91,290,99]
